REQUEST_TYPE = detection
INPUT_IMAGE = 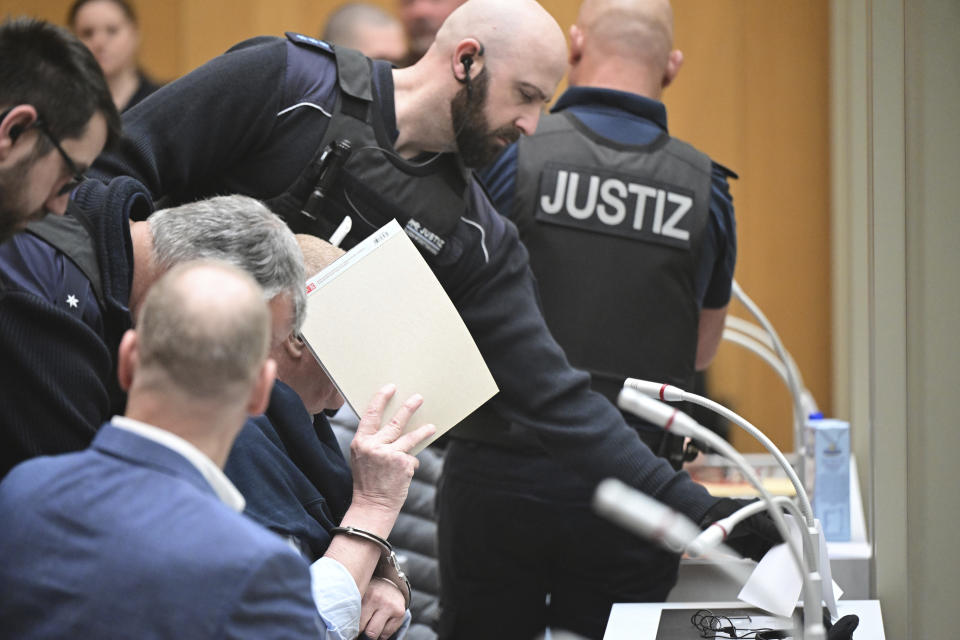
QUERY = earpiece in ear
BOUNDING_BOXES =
[459,43,484,97]
[9,124,24,142]
[460,55,475,100]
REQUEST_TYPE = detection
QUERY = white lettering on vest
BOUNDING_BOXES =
[598,178,627,225]
[628,184,657,231]
[565,172,600,220]
[541,169,693,243]
[651,188,666,234]
[663,193,693,241]
[540,170,568,214]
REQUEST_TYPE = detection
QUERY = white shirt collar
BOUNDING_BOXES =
[110,416,246,513]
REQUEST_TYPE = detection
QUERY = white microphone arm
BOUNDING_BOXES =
[617,389,826,640]
[722,326,820,422]
[686,495,801,558]
[731,280,808,462]
[622,378,815,525]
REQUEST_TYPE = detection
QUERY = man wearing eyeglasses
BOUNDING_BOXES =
[0,17,120,243]
[0,17,122,473]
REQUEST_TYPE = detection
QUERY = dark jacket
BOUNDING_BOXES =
[0,178,150,478]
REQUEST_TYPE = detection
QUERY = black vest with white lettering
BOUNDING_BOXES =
[266,40,471,259]
[513,111,712,401]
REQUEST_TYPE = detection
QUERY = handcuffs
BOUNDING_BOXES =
[329,525,411,609]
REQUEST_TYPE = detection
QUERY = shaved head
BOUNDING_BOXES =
[391,0,567,159]
[567,0,681,98]
[296,233,345,278]
[575,0,674,70]
[434,0,567,80]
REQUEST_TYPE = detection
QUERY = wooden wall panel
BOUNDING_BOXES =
[1,0,831,453]
[134,1,181,81]
[1,0,72,25]
[667,1,832,452]
[170,0,396,76]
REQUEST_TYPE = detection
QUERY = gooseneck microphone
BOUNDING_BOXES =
[622,378,816,525]
[614,389,826,640]
[687,495,800,558]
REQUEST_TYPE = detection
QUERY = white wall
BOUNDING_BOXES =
[903,0,960,636]
[832,0,960,636]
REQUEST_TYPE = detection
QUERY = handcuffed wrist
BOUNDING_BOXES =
[329,526,411,609]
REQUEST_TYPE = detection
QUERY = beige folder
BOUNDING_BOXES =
[300,220,498,454]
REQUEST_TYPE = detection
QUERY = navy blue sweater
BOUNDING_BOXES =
[225,381,353,560]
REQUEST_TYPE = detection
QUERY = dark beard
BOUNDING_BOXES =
[0,151,43,244]
[450,68,522,168]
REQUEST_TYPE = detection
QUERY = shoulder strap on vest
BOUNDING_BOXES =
[333,46,373,102]
[25,213,105,309]
[333,46,372,122]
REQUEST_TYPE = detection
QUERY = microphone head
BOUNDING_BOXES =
[617,388,700,438]
[623,378,684,401]
[593,478,700,553]
[686,522,728,558]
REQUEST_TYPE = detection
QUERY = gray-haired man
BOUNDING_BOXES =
[129,194,307,355]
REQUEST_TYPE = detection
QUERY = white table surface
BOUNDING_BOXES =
[603,600,884,640]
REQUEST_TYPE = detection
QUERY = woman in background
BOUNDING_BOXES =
[68,0,160,112]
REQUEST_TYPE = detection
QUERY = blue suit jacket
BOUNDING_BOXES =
[0,424,324,639]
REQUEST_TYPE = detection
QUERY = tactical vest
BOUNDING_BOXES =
[267,36,472,258]
[514,111,713,402]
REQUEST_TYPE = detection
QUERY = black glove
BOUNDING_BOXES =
[699,497,783,561]
[825,614,859,640]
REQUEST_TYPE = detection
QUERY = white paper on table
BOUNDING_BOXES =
[738,514,843,618]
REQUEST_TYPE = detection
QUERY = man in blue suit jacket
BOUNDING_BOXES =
[0,260,433,638]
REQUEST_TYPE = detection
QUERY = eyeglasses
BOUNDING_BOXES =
[0,107,86,196]
[33,119,86,196]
